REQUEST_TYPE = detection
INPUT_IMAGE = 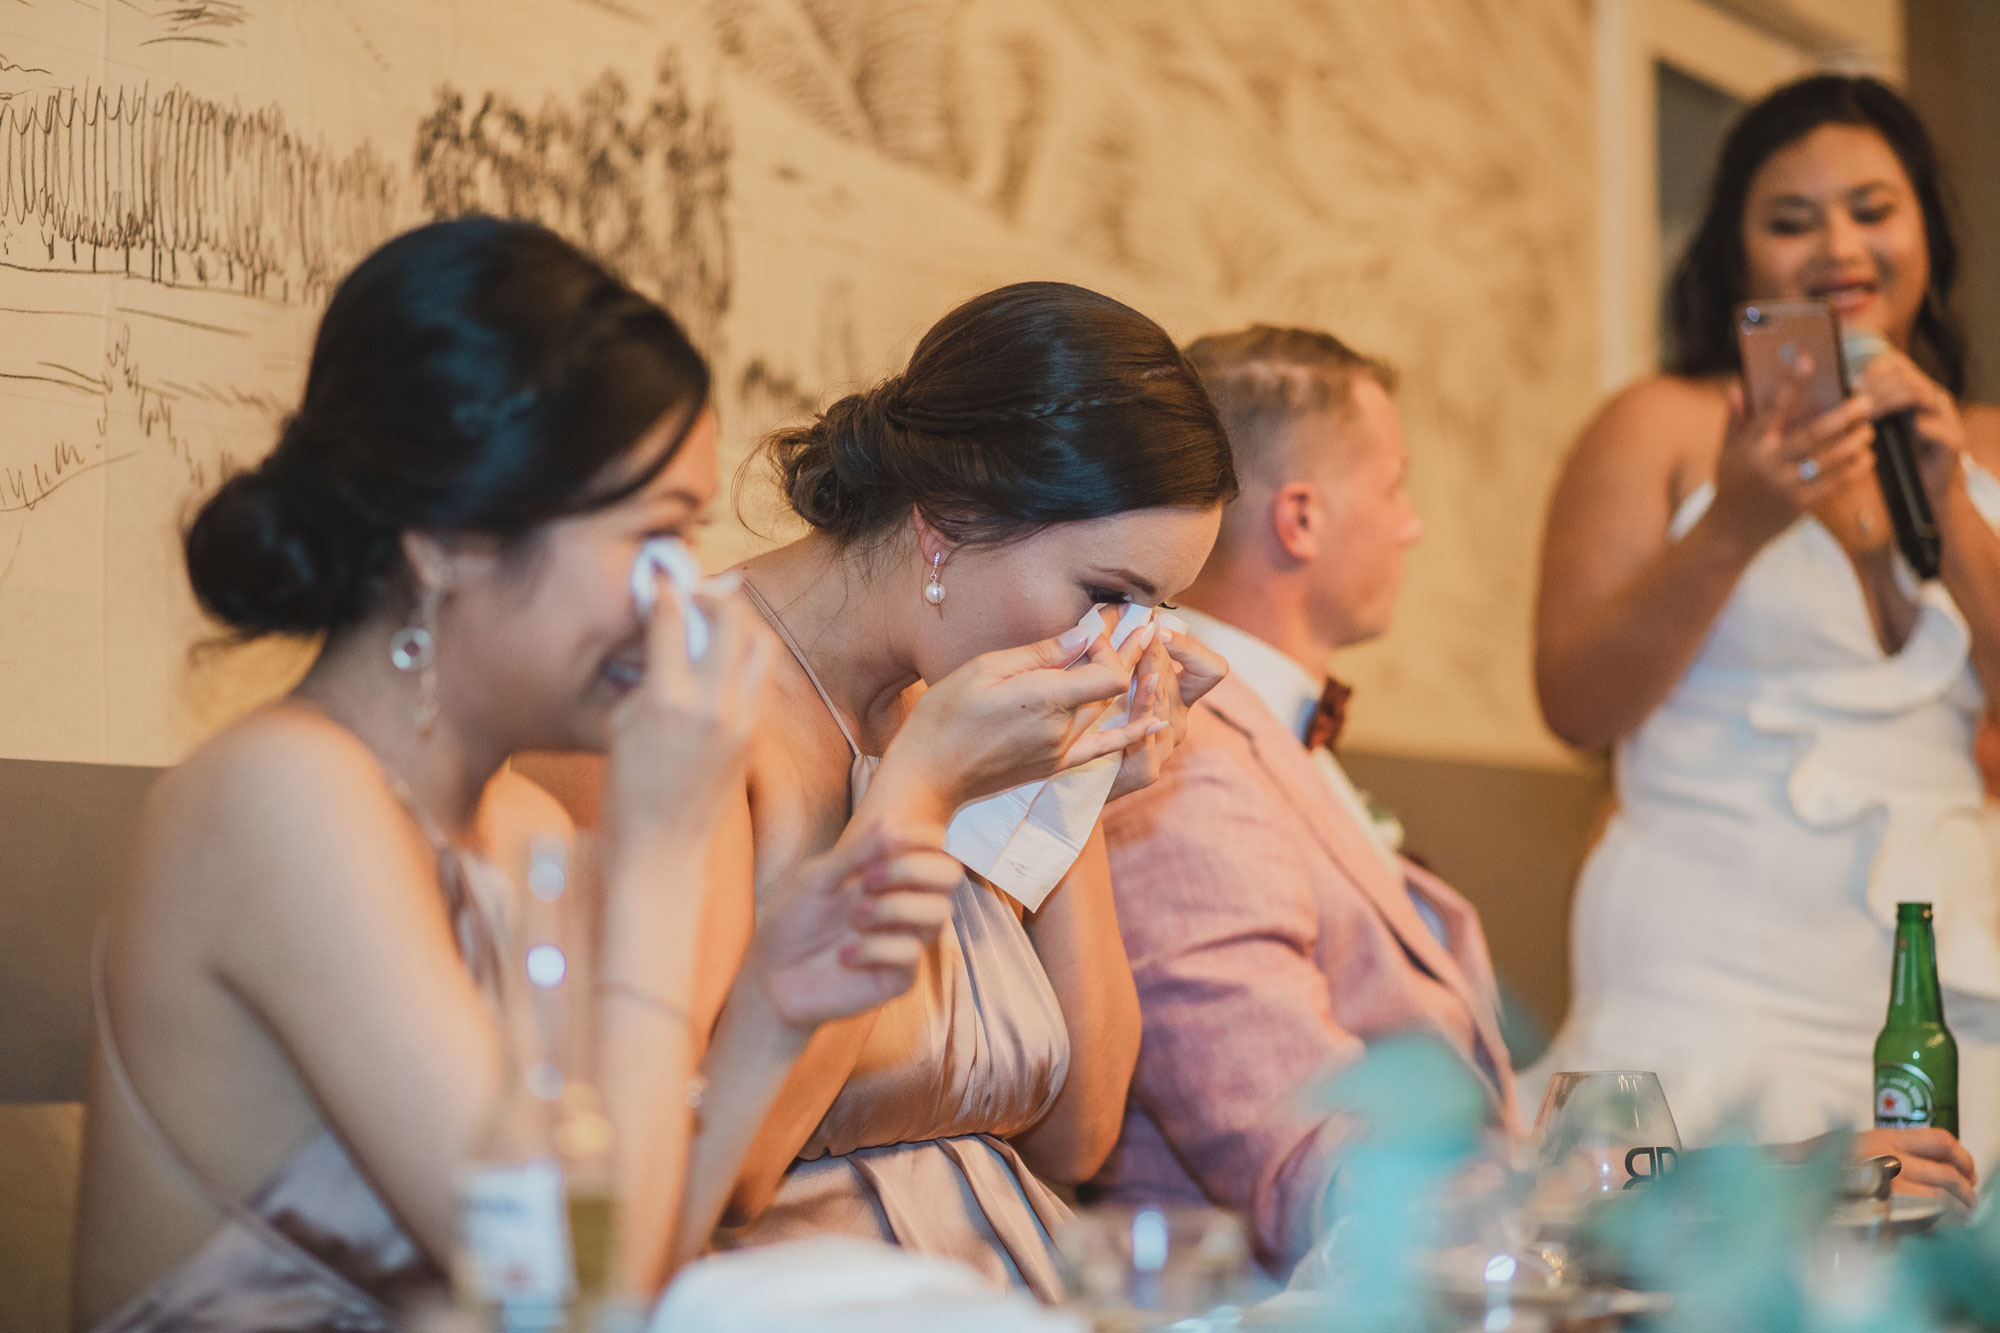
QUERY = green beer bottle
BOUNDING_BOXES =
[1873,901,1958,1136]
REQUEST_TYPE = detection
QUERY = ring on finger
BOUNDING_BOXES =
[1798,457,1821,484]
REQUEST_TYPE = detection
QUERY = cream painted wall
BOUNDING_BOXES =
[705,0,1606,770]
[1814,0,1905,64]
[1701,0,1902,67]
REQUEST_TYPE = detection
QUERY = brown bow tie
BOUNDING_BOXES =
[1305,676,1351,753]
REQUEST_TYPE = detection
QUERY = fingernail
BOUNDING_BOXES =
[839,941,859,965]
[1145,719,1168,736]
[1158,628,1175,645]
[1159,612,1189,636]
[1057,625,1091,654]
[852,899,875,925]
[1135,623,1157,651]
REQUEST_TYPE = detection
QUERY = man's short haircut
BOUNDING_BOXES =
[1181,325,1397,487]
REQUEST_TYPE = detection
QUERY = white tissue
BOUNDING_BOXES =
[631,536,711,661]
[943,601,1159,911]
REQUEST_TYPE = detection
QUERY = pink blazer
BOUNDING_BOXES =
[1096,671,1522,1273]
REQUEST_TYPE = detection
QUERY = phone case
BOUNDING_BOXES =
[1735,300,1891,556]
[1736,300,1847,424]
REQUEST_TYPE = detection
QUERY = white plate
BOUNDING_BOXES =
[1831,1194,1948,1236]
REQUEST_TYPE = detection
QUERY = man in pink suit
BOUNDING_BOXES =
[1093,326,1522,1276]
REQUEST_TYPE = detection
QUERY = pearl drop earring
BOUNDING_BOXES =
[923,551,946,606]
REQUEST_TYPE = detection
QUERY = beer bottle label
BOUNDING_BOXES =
[458,1156,575,1304]
[1874,1063,1937,1128]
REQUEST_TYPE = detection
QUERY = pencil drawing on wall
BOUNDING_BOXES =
[0,0,1597,769]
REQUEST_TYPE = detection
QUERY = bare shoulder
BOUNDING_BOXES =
[142,705,422,916]
[1566,375,1724,481]
[1545,375,1729,543]
[477,766,575,871]
[158,705,392,841]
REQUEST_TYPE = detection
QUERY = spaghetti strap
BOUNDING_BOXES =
[741,577,865,759]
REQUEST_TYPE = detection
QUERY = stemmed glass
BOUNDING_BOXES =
[1531,1071,1684,1214]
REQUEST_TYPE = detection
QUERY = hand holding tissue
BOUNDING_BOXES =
[943,602,1180,912]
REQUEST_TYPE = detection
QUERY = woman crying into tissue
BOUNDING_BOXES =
[701,280,1237,1296]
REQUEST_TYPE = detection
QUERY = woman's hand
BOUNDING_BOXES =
[1853,1126,1978,1212]
[1106,622,1228,801]
[871,615,1161,823]
[1850,344,1970,501]
[602,574,774,871]
[747,821,961,1032]
[1710,355,1878,557]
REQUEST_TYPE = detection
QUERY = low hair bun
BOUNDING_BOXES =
[183,420,396,637]
[178,217,712,640]
[770,385,910,542]
[756,281,1235,548]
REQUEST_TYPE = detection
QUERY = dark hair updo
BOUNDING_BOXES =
[1666,73,1965,394]
[766,281,1237,546]
[186,217,710,637]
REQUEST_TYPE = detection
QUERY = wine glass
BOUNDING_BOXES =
[1053,1204,1254,1330]
[1531,1071,1683,1216]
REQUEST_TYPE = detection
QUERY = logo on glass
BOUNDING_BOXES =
[1622,1145,1679,1189]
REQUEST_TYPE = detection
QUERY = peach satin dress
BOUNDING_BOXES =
[726,583,1075,1300]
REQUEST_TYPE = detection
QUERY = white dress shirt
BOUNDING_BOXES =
[1178,608,1448,944]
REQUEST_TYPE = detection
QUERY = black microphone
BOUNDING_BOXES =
[1841,330,1942,580]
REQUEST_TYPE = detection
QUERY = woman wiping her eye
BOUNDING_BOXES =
[694,281,1235,1297]
[525,280,1236,1296]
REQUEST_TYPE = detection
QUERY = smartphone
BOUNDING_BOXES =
[1736,300,1846,425]
[1736,298,1892,555]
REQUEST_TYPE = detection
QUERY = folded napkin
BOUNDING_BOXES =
[651,1237,1084,1332]
[944,602,1178,911]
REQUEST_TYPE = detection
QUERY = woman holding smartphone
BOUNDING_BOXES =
[1532,75,2000,1173]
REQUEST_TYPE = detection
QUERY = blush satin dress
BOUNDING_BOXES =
[722,583,1075,1300]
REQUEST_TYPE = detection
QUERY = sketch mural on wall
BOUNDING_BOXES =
[0,0,1598,769]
